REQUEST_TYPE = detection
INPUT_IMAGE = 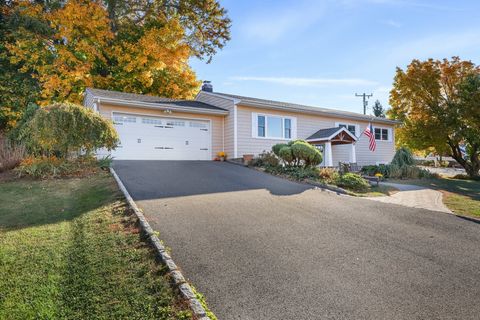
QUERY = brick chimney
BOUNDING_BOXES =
[201,80,213,92]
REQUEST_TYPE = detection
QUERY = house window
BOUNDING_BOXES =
[255,114,295,139]
[258,115,266,137]
[113,115,136,123]
[338,123,356,136]
[374,127,389,141]
[267,116,283,138]
[166,120,185,127]
[284,118,291,139]
[190,121,208,128]
[142,118,162,125]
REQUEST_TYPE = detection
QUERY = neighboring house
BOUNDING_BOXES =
[83,83,398,166]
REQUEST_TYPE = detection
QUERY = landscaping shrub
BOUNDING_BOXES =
[250,151,279,167]
[278,146,294,165]
[317,167,339,184]
[7,103,39,153]
[18,103,119,157]
[272,140,322,168]
[361,164,390,177]
[360,148,436,180]
[272,143,288,157]
[15,155,104,179]
[290,140,322,167]
[265,165,318,180]
[0,136,26,172]
[97,155,114,170]
[391,147,415,167]
[336,173,370,192]
[282,166,319,180]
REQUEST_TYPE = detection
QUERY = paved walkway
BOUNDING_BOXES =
[366,182,452,213]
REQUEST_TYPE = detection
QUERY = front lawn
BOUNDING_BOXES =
[391,177,480,218]
[0,173,191,319]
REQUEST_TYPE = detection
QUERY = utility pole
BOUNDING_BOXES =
[355,93,373,115]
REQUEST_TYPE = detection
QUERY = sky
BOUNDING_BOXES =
[190,0,480,115]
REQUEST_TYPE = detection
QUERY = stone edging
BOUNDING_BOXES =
[110,168,210,320]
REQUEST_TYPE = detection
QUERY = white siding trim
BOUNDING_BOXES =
[251,112,258,138]
[234,105,238,158]
[251,112,297,140]
[335,121,360,138]
[373,125,392,142]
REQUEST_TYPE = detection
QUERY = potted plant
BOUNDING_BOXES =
[217,151,227,161]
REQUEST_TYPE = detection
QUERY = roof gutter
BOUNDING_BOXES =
[238,100,400,125]
[93,96,229,116]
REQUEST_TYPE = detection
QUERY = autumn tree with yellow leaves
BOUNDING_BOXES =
[389,57,480,179]
[0,0,231,129]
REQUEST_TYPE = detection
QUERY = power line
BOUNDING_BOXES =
[355,93,373,115]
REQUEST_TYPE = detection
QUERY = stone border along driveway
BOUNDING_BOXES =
[110,168,211,320]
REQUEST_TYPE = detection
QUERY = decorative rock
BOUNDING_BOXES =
[170,270,186,285]
[150,237,166,252]
[160,251,172,262]
[165,259,178,271]
[179,283,196,299]
[188,298,207,317]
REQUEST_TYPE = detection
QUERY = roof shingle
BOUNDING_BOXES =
[306,127,346,141]
[86,88,227,112]
[213,92,398,124]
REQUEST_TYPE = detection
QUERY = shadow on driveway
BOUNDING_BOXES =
[113,160,312,200]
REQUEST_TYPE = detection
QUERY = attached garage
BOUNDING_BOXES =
[112,113,212,160]
[83,88,228,161]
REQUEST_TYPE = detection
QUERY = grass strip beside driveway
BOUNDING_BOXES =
[0,173,191,319]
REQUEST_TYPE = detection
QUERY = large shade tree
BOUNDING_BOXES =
[389,57,480,178]
[0,0,231,130]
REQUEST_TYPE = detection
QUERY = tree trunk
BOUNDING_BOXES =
[448,142,480,179]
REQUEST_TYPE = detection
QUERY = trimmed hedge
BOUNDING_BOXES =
[336,173,370,192]
[272,140,322,168]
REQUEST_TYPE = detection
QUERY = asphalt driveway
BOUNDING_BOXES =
[113,161,480,320]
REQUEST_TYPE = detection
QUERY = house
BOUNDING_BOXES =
[83,83,398,166]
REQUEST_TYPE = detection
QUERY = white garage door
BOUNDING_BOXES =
[111,113,211,160]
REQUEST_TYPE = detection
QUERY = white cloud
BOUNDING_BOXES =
[389,30,480,62]
[339,0,462,11]
[230,76,378,87]
[240,1,326,43]
[382,19,402,28]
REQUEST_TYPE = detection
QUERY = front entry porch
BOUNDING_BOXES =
[306,127,358,167]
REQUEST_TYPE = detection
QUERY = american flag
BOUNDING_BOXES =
[363,123,376,152]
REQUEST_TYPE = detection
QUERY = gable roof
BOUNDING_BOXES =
[85,88,228,114]
[210,92,398,125]
[306,127,358,142]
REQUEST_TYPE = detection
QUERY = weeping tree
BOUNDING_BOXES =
[24,103,119,157]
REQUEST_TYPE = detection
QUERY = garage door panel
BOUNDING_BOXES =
[111,113,211,160]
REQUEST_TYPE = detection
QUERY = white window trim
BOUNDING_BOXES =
[252,112,297,140]
[373,126,393,142]
[335,122,359,138]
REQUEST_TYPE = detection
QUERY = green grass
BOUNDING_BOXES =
[390,177,480,218]
[0,173,192,319]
